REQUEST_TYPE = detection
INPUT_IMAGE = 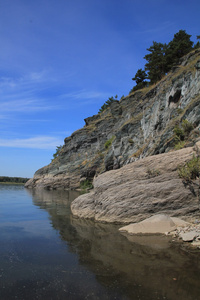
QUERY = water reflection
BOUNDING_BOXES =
[29,188,200,300]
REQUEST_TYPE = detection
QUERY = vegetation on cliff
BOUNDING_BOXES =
[178,154,200,206]
[98,30,199,109]
[131,30,199,92]
[173,119,194,150]
[51,145,63,162]
[178,155,200,182]
[98,96,118,113]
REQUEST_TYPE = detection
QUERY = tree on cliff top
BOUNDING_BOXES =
[194,35,200,49]
[132,68,147,85]
[144,41,168,83]
[131,30,195,92]
[165,30,193,69]
[98,96,117,113]
[131,68,148,91]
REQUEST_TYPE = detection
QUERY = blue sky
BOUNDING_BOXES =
[0,0,199,178]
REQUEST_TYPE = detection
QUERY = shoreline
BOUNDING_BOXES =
[0,182,25,185]
[119,214,200,249]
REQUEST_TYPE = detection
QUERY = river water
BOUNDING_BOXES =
[0,184,200,300]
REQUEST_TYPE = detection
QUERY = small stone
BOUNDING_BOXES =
[180,231,198,242]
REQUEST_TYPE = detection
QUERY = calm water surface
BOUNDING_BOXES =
[0,184,200,300]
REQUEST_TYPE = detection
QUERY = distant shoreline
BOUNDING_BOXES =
[0,182,26,185]
[0,176,30,185]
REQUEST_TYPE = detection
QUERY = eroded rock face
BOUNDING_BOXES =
[25,49,200,190]
[71,142,200,223]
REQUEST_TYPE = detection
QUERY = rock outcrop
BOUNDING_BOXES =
[71,142,200,223]
[25,49,200,190]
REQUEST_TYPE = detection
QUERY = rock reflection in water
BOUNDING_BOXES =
[30,188,200,300]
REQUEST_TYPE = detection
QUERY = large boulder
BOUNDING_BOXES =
[71,142,200,223]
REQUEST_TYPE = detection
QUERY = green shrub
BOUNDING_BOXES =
[174,141,186,150]
[173,125,185,141]
[80,179,93,191]
[51,145,63,161]
[104,136,115,149]
[178,155,200,181]
[173,119,194,147]
[181,119,194,136]
[98,96,118,113]
[178,154,200,207]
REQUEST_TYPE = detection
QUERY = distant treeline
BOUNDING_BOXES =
[0,176,30,184]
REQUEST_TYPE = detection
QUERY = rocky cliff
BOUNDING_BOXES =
[25,49,200,190]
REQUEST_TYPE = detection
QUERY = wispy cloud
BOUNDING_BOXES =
[60,89,108,108]
[0,70,52,89]
[60,89,107,100]
[0,98,56,113]
[141,21,174,34]
[0,70,60,122]
[0,72,107,118]
[0,136,64,149]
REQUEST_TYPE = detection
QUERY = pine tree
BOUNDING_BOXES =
[132,69,147,85]
[98,96,116,113]
[194,35,200,49]
[131,68,148,91]
[144,42,167,83]
[166,30,193,69]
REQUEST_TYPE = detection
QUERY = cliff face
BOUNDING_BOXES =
[25,49,200,190]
